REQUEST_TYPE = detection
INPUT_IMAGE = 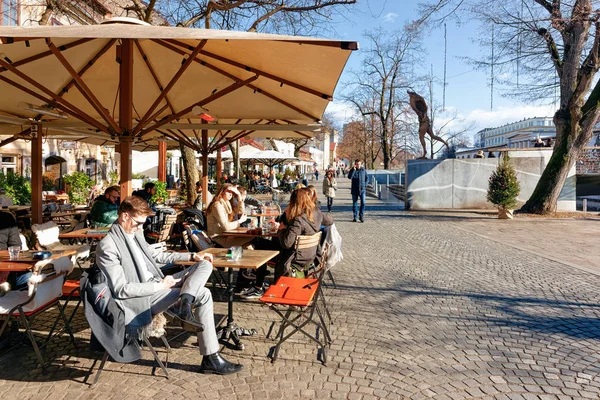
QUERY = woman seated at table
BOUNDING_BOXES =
[240,188,333,299]
[205,184,250,248]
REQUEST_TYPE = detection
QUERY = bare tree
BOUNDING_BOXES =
[156,0,356,33]
[338,118,381,168]
[344,25,424,168]
[418,0,600,213]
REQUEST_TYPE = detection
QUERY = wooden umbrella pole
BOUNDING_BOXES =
[202,124,209,208]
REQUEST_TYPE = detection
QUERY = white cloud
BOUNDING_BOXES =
[462,104,556,132]
[383,13,398,23]
[324,101,359,123]
[434,104,556,143]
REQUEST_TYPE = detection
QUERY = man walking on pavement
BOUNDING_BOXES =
[348,159,368,222]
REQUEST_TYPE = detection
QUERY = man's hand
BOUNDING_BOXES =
[161,275,181,289]
[193,252,213,263]
[238,213,248,224]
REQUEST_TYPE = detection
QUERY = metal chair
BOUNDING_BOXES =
[260,242,331,365]
[145,214,177,246]
[0,256,78,373]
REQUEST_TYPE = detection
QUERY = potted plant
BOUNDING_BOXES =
[0,172,31,205]
[487,155,521,219]
[63,171,94,206]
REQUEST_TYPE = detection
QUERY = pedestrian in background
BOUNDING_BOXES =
[323,170,337,212]
[348,159,368,222]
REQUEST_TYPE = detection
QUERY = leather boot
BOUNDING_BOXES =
[199,352,243,375]
[165,299,204,332]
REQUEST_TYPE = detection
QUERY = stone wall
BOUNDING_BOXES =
[406,149,576,211]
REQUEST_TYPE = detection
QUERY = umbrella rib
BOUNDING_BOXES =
[56,38,117,104]
[164,39,333,101]
[153,39,320,121]
[134,39,176,115]
[140,75,258,136]
[134,39,208,136]
[46,39,121,134]
[0,38,93,74]
[0,70,109,134]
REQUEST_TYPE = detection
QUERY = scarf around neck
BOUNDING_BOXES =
[107,223,164,338]
[219,198,234,221]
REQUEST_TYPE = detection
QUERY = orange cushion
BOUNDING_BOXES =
[259,276,318,306]
[62,280,80,297]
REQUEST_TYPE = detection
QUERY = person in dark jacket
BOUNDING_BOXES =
[240,188,333,299]
[132,182,156,209]
[348,159,368,222]
[90,186,120,227]
[0,210,24,294]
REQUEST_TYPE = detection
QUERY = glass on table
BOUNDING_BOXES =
[8,245,21,261]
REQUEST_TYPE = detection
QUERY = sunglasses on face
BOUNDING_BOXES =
[128,214,146,228]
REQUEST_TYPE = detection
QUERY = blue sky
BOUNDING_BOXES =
[325,0,555,142]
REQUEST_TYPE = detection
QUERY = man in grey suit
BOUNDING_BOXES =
[96,196,242,375]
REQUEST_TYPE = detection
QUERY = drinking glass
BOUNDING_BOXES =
[231,246,243,261]
[8,245,21,261]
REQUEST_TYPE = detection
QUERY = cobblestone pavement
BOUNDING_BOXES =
[2,178,600,399]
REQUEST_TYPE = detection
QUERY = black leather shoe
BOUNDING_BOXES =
[352,218,357,222]
[199,353,243,375]
[166,300,204,332]
[359,218,364,223]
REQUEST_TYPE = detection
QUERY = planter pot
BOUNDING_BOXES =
[498,208,514,219]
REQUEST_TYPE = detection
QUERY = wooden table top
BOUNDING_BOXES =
[222,227,279,238]
[179,248,279,269]
[0,248,78,272]
[59,227,110,239]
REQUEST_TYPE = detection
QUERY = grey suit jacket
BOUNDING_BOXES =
[96,229,190,302]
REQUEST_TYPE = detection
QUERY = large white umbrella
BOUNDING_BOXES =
[0,18,357,221]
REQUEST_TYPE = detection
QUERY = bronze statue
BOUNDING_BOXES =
[407,90,449,159]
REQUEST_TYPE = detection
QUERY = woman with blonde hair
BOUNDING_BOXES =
[205,183,250,248]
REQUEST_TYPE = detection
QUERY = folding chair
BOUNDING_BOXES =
[260,243,331,365]
[0,256,78,373]
[32,221,70,251]
[145,214,177,246]
[91,314,171,386]
[61,246,92,325]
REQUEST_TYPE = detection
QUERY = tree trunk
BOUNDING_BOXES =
[180,144,198,205]
[521,111,580,213]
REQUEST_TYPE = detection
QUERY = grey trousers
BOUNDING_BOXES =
[149,260,219,355]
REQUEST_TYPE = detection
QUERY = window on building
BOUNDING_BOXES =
[1,0,18,26]
[1,155,17,174]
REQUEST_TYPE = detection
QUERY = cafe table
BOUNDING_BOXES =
[221,227,279,238]
[179,247,279,350]
[59,227,110,240]
[0,248,78,272]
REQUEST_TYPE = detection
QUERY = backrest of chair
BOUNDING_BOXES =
[294,231,321,252]
[25,256,73,309]
[157,214,177,242]
[32,221,60,249]
[306,242,329,280]
[184,225,214,251]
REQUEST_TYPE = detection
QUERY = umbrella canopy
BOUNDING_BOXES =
[0,20,356,147]
[245,149,296,164]
[0,19,357,221]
